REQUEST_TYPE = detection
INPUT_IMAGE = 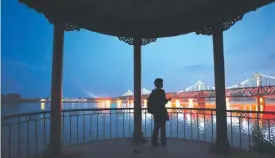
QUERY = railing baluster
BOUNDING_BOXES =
[247,117,251,150]
[90,113,92,141]
[27,119,30,158]
[77,113,79,144]
[203,112,206,142]
[211,111,214,143]
[83,111,86,142]
[122,111,125,138]
[190,109,193,140]
[115,110,118,138]
[62,111,65,145]
[103,112,106,139]
[9,124,11,158]
[70,115,72,145]
[230,112,233,146]
[18,117,21,158]
[176,112,179,138]
[150,114,153,136]
[110,110,112,139]
[268,119,271,140]
[128,110,130,137]
[196,111,199,141]
[239,114,242,149]
[145,110,147,136]
[183,110,186,139]
[43,113,46,152]
[169,112,172,137]
[35,118,38,156]
[96,113,99,140]
[257,112,260,131]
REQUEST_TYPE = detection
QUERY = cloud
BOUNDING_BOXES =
[267,52,275,60]
[226,50,275,73]
[177,63,215,85]
[179,64,214,73]
[12,61,46,70]
[2,59,48,71]
[225,28,275,58]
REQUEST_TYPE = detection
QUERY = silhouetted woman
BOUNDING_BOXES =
[149,78,171,146]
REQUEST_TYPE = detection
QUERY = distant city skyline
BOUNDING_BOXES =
[2,0,275,98]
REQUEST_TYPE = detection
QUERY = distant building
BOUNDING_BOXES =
[5,93,21,103]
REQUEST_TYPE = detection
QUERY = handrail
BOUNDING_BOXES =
[2,107,275,120]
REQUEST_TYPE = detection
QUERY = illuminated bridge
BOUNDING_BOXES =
[118,72,275,99]
[42,73,275,102]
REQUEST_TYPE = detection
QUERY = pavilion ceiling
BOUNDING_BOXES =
[20,0,274,37]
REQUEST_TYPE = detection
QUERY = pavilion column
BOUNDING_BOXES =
[132,37,144,143]
[212,23,230,153]
[48,23,65,157]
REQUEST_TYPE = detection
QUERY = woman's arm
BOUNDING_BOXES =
[162,90,170,104]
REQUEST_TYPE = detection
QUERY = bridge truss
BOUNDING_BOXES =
[120,73,275,98]
[165,86,275,98]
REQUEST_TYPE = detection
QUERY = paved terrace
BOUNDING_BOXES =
[62,139,268,158]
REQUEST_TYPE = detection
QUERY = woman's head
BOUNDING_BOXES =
[154,78,163,88]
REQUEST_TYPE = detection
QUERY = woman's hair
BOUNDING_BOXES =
[154,78,163,87]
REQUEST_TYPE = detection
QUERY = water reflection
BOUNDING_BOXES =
[198,117,205,130]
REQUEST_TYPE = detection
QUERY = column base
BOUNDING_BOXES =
[210,139,230,154]
[44,144,63,158]
[132,132,147,144]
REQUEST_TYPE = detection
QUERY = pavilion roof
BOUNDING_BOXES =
[20,0,274,37]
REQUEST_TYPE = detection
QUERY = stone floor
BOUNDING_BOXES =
[62,139,267,158]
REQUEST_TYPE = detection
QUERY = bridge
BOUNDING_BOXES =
[118,72,275,99]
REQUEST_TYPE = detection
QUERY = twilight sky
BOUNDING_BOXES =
[1,1,275,98]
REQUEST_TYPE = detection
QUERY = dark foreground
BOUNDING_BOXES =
[60,139,267,158]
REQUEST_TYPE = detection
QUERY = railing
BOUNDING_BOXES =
[1,108,275,158]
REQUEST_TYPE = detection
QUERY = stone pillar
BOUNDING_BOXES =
[212,23,230,153]
[133,37,144,143]
[47,23,65,157]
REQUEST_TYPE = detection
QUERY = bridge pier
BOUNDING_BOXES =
[211,23,230,153]
[256,96,266,106]
[188,98,194,107]
[197,98,206,108]
[256,97,266,112]
[143,99,147,108]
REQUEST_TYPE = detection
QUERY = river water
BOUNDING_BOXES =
[1,99,275,158]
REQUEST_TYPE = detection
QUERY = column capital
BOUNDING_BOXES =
[118,37,157,46]
[48,18,81,31]
[196,15,243,35]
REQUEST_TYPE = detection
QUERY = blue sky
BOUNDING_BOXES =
[1,1,275,98]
